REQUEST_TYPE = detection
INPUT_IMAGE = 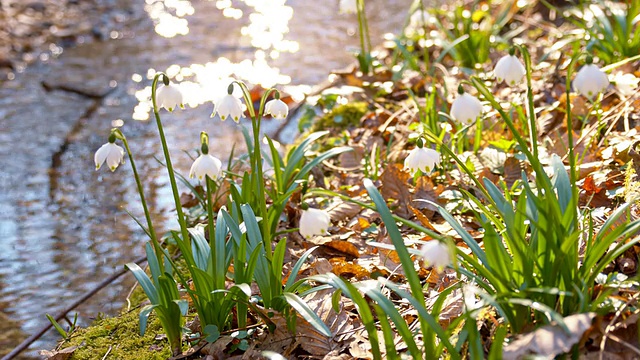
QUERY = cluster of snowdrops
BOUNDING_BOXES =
[88,44,640,357]
[93,48,633,278]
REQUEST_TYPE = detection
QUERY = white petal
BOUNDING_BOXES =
[574,64,609,99]
[105,144,124,171]
[156,84,183,111]
[299,208,331,239]
[265,99,289,119]
[420,241,452,271]
[339,0,357,14]
[214,95,244,122]
[189,156,202,178]
[190,154,222,181]
[494,55,526,86]
[404,147,440,175]
[613,72,639,96]
[94,143,111,170]
[450,93,483,125]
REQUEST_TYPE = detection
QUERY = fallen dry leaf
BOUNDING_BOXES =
[325,240,360,258]
[380,164,412,219]
[503,312,597,360]
[39,346,78,360]
[330,258,370,279]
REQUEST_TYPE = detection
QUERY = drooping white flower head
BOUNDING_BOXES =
[573,57,609,99]
[265,98,289,119]
[420,240,452,272]
[211,83,244,122]
[450,87,483,125]
[95,139,124,172]
[612,72,639,97]
[494,52,526,86]
[339,0,357,14]
[189,131,223,181]
[299,207,331,239]
[189,154,222,181]
[155,83,184,112]
[404,141,440,175]
[463,283,485,318]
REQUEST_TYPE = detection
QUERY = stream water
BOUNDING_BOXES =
[0,0,411,358]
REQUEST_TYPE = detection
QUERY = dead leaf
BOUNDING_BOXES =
[503,157,521,188]
[330,258,370,279]
[325,240,360,258]
[412,176,438,218]
[503,312,597,360]
[200,336,234,358]
[297,290,354,356]
[326,201,363,223]
[380,164,412,218]
[39,346,78,360]
[408,204,436,231]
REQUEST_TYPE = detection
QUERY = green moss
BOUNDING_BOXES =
[311,102,368,132]
[63,309,173,360]
[62,257,193,360]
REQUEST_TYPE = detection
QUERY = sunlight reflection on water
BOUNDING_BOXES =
[134,0,311,121]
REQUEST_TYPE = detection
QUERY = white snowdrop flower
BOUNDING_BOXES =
[189,153,222,181]
[573,57,610,99]
[463,283,485,318]
[211,84,244,122]
[450,88,483,125]
[155,83,184,112]
[264,97,289,119]
[494,53,526,86]
[94,141,125,172]
[405,10,433,36]
[404,144,440,175]
[612,72,639,97]
[299,207,331,239]
[420,240,452,272]
[339,0,357,14]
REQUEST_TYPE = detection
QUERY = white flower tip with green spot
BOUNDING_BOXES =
[450,92,483,125]
[299,208,331,239]
[212,94,243,122]
[420,241,452,272]
[573,63,609,100]
[94,142,125,172]
[189,153,223,182]
[156,83,184,112]
[404,147,440,176]
[494,54,526,86]
[265,98,289,119]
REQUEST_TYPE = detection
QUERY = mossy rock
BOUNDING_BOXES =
[311,101,368,132]
[62,309,173,360]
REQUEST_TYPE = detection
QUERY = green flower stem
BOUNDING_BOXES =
[518,45,539,159]
[151,73,192,261]
[234,81,276,258]
[470,77,547,184]
[565,54,581,194]
[114,130,164,274]
[356,0,370,74]
[205,176,220,284]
